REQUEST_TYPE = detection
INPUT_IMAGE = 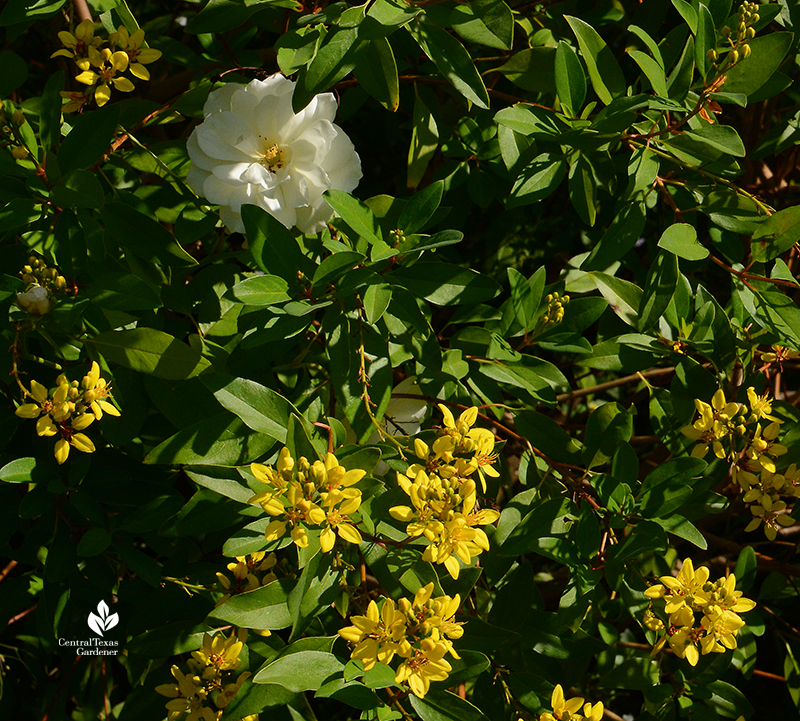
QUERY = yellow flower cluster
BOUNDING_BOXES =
[338,583,463,698]
[541,292,569,327]
[538,684,603,721]
[390,406,500,579]
[758,344,800,369]
[714,1,759,68]
[681,387,797,539]
[15,362,120,464]
[52,19,161,110]
[155,631,257,721]
[215,551,278,607]
[248,448,365,552]
[644,558,755,666]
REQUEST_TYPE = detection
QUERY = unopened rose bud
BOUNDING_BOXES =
[16,285,53,315]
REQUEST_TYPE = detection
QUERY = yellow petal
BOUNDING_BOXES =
[129,63,150,81]
[15,403,41,419]
[55,439,70,464]
[110,51,129,72]
[36,415,58,437]
[337,523,363,545]
[320,526,335,553]
[75,70,99,86]
[71,433,96,453]
[95,83,111,106]
[113,77,135,93]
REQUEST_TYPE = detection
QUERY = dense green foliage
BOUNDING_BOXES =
[3,0,800,720]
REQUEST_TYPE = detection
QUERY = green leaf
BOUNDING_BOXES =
[313,251,366,286]
[555,41,586,116]
[638,251,679,331]
[684,124,745,157]
[230,275,291,306]
[0,49,27,102]
[581,202,646,270]
[185,0,266,33]
[657,223,709,261]
[254,649,344,691]
[450,0,513,51]
[751,206,800,263]
[407,90,439,190]
[0,0,67,27]
[706,680,754,718]
[723,32,793,97]
[88,328,210,380]
[242,204,312,282]
[276,26,322,76]
[326,190,384,245]
[0,457,46,483]
[399,180,443,234]
[58,103,120,172]
[583,403,633,468]
[495,47,556,93]
[589,272,642,327]
[144,414,275,465]
[353,37,400,112]
[100,202,198,268]
[76,528,112,557]
[50,169,105,209]
[565,16,626,105]
[392,262,500,305]
[508,153,567,209]
[200,375,294,443]
[694,3,715,78]
[294,21,367,111]
[734,545,757,593]
[568,156,597,226]
[363,283,393,324]
[652,515,707,549]
[514,411,582,463]
[628,49,668,97]
[409,689,489,721]
[210,578,294,630]
[407,20,490,109]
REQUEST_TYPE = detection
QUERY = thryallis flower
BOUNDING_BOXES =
[186,74,362,235]
[51,19,102,62]
[539,684,603,721]
[191,631,243,672]
[53,413,96,465]
[81,361,121,419]
[249,449,365,551]
[338,598,408,670]
[75,46,135,106]
[644,558,755,666]
[155,665,213,721]
[109,26,162,80]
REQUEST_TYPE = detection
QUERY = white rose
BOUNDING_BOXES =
[16,285,53,315]
[186,74,362,235]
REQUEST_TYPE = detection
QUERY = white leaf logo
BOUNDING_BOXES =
[87,600,119,636]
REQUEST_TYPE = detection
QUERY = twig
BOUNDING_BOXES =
[555,366,677,402]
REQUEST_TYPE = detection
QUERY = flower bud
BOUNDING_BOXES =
[741,44,751,59]
[16,285,53,315]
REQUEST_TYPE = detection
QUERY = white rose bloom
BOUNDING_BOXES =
[16,285,53,315]
[186,74,362,235]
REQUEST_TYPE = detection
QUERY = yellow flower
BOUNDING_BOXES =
[681,389,739,459]
[338,598,408,670]
[746,386,780,422]
[538,684,585,721]
[51,19,101,61]
[250,449,364,551]
[191,632,243,672]
[15,379,70,430]
[75,46,135,106]
[59,90,91,113]
[109,26,162,80]
[395,639,452,698]
[81,361,121,419]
